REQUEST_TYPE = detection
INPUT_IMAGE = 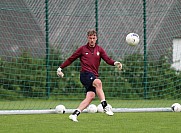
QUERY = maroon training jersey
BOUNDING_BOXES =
[60,43,115,77]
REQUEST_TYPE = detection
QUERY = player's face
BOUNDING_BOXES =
[87,35,97,47]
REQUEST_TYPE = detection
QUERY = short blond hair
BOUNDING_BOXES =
[87,29,97,36]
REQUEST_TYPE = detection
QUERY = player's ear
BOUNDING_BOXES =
[95,35,97,40]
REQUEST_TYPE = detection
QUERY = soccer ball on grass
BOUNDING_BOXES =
[55,104,66,114]
[126,33,140,46]
[171,103,181,112]
[87,104,97,113]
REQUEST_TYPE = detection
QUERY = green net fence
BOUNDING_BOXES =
[0,0,181,112]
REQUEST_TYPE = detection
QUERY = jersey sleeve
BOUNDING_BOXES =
[60,47,82,69]
[100,46,115,66]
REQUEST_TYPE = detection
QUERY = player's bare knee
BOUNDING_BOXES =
[86,92,95,101]
[93,79,102,88]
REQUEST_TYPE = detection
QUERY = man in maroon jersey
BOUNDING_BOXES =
[57,29,122,122]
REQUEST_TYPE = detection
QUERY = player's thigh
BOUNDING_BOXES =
[80,71,96,86]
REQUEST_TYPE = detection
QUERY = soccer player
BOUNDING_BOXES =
[57,29,122,122]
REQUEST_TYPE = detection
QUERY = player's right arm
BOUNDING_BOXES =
[57,67,64,78]
[57,47,82,78]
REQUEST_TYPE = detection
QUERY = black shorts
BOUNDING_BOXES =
[80,71,96,93]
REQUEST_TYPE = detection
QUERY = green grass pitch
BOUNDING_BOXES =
[0,112,181,133]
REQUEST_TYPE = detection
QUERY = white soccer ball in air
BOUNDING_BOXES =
[171,103,181,112]
[126,33,140,46]
[97,104,112,113]
[55,105,66,114]
[87,104,97,113]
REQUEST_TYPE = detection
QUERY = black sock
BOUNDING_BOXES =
[72,110,80,116]
[101,101,107,109]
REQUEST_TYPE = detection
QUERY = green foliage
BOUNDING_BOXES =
[0,50,181,100]
[146,55,181,99]
[1,51,47,99]
[99,53,181,99]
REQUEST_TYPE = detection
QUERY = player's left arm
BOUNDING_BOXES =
[114,61,122,71]
[100,47,122,70]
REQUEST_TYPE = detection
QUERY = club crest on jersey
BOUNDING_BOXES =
[85,52,88,55]
[97,52,100,56]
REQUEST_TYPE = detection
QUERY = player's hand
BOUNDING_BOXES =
[57,67,64,78]
[114,61,122,71]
